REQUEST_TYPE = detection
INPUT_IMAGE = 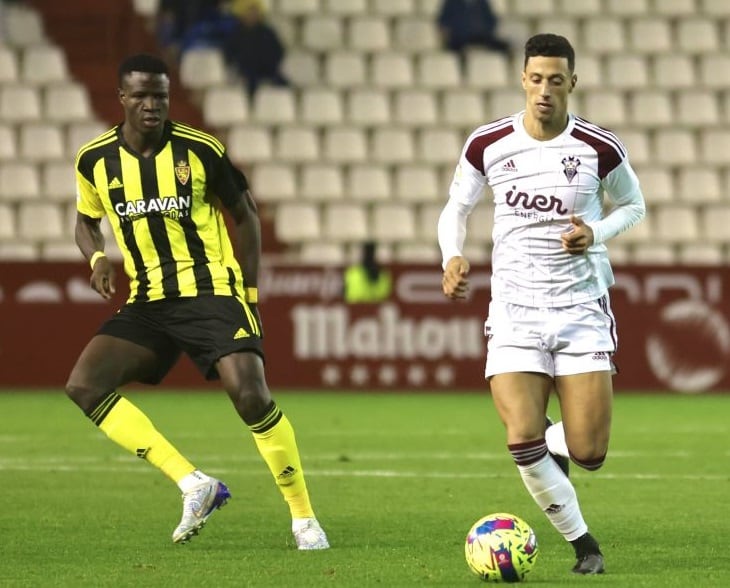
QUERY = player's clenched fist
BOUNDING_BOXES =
[442,256,470,300]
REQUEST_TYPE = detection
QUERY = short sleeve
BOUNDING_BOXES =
[75,164,105,218]
[210,152,249,209]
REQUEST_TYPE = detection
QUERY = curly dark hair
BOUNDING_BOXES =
[118,54,169,86]
[523,34,575,72]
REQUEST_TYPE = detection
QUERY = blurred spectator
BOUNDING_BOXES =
[343,241,392,304]
[156,0,228,61]
[223,0,289,99]
[437,0,512,58]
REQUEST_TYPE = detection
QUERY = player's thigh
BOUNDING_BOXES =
[554,371,613,458]
[68,303,179,387]
[66,334,162,410]
[489,372,553,444]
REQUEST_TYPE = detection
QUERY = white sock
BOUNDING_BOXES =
[517,454,587,541]
[545,420,570,458]
[178,470,211,493]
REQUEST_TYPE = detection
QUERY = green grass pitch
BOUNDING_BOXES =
[1,391,728,587]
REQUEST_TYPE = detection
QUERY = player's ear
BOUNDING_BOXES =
[569,74,577,92]
[118,88,125,103]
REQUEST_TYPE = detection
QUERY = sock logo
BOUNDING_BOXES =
[545,503,564,514]
[136,447,150,459]
[276,465,297,480]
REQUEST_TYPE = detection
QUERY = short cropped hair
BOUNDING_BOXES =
[523,34,575,73]
[118,54,169,85]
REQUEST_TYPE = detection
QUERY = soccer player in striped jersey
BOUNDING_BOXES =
[438,34,646,574]
[66,54,328,549]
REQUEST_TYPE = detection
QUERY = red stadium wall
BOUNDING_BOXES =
[1,262,729,393]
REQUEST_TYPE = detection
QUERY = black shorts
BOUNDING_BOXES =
[97,295,264,383]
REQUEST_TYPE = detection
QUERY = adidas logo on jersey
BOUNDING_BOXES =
[233,327,249,339]
[108,177,124,189]
[501,159,517,172]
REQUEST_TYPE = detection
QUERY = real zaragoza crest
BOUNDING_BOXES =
[174,160,190,185]
[561,156,580,183]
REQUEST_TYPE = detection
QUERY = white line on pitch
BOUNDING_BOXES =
[0,462,726,481]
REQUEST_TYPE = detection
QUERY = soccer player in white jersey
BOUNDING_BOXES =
[438,33,645,575]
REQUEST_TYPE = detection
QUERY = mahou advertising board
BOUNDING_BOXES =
[1,262,729,393]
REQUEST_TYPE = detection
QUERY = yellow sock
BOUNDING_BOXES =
[90,393,195,485]
[250,403,315,519]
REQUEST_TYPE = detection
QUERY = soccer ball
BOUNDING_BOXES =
[464,513,538,583]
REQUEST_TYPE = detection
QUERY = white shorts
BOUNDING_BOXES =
[484,295,617,379]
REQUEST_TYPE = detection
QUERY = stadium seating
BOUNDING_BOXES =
[201,86,249,128]
[323,0,368,17]
[227,125,274,164]
[347,164,392,201]
[301,16,344,52]
[346,89,391,126]
[275,202,321,243]
[0,46,18,83]
[627,91,673,128]
[0,84,41,122]
[274,126,320,162]
[4,0,730,265]
[323,52,367,89]
[371,203,418,243]
[20,45,69,85]
[178,47,228,90]
[0,123,16,160]
[250,163,297,202]
[2,5,46,47]
[393,89,438,127]
[18,123,65,162]
[394,165,441,203]
[0,202,16,239]
[322,202,369,242]
[322,127,368,163]
[301,164,345,201]
[0,161,41,200]
[44,82,93,123]
[349,16,391,52]
[299,240,348,265]
[300,88,345,126]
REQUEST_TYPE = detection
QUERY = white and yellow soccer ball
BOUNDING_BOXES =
[464,513,539,583]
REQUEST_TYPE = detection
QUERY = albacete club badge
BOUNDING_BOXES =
[174,160,190,185]
[561,156,580,183]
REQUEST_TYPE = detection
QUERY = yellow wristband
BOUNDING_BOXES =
[244,287,258,303]
[89,251,106,270]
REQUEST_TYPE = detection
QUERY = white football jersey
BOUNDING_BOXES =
[439,111,645,308]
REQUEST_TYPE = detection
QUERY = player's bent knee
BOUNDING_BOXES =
[569,451,606,471]
[65,381,112,416]
[228,383,271,422]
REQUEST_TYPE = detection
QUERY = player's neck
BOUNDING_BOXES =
[121,123,165,158]
[522,113,568,141]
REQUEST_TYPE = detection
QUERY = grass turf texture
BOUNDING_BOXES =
[1,391,728,587]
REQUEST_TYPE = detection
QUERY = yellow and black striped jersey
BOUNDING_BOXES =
[75,121,249,303]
